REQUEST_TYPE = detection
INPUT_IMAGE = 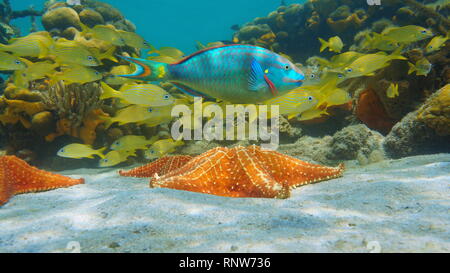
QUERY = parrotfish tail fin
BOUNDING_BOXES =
[100,81,121,100]
[318,38,328,52]
[117,55,169,81]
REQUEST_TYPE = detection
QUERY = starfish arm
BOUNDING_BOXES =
[119,155,193,178]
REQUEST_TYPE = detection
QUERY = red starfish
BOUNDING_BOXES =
[148,145,344,199]
[0,156,84,206]
[119,155,193,178]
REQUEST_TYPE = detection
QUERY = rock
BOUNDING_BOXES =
[31,111,55,137]
[42,7,81,31]
[79,9,104,27]
[0,154,448,252]
[417,84,450,136]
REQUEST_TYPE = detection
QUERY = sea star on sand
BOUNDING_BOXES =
[119,155,193,178]
[0,156,84,206]
[138,145,344,199]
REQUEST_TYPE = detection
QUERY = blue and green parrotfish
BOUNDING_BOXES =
[117,45,305,103]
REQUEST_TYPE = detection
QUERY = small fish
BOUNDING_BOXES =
[13,60,58,88]
[80,24,125,46]
[110,135,158,151]
[381,25,433,43]
[105,65,138,85]
[145,139,184,160]
[57,143,106,159]
[342,50,406,79]
[100,82,175,106]
[264,89,318,117]
[298,108,329,121]
[117,30,151,49]
[319,36,344,53]
[50,38,100,66]
[149,46,185,59]
[118,45,305,103]
[0,32,52,58]
[362,32,399,51]
[105,105,168,128]
[0,52,27,71]
[51,64,102,84]
[386,83,399,98]
[425,35,448,53]
[408,58,432,76]
[99,150,136,167]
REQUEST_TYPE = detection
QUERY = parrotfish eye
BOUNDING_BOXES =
[285,65,290,70]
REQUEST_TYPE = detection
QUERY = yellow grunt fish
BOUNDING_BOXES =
[51,64,103,84]
[319,36,344,53]
[117,30,151,49]
[381,25,433,43]
[99,150,136,167]
[408,58,432,76]
[149,46,185,59]
[80,24,125,46]
[342,50,406,79]
[100,82,175,106]
[0,52,27,70]
[110,135,158,151]
[57,143,106,159]
[50,38,100,66]
[145,139,184,160]
[105,105,170,128]
[263,89,318,118]
[362,32,399,51]
[425,35,448,53]
[386,82,399,98]
[0,32,52,58]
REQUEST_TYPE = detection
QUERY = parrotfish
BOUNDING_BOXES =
[118,45,305,103]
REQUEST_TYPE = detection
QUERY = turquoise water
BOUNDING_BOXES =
[11,0,303,53]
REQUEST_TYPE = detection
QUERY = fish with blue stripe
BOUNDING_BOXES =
[117,45,305,103]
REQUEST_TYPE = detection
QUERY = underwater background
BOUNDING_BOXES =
[0,0,449,253]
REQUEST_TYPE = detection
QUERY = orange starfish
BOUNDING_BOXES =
[119,155,193,178]
[0,156,84,206]
[150,145,344,199]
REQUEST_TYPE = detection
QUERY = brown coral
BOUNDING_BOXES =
[327,12,367,33]
[417,84,450,136]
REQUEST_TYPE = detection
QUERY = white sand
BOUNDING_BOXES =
[0,154,449,253]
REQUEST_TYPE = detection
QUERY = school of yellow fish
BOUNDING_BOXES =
[1,23,446,166]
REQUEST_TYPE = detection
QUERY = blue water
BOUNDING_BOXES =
[10,0,304,54]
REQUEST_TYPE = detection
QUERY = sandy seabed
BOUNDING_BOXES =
[0,154,449,253]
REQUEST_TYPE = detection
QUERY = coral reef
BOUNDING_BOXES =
[417,84,450,136]
[0,0,43,43]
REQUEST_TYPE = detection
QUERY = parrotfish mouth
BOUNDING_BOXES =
[283,77,304,85]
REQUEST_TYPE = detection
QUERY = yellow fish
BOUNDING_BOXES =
[386,83,399,98]
[110,135,158,151]
[408,58,432,76]
[425,35,448,53]
[50,38,100,66]
[100,82,175,106]
[105,105,169,128]
[329,51,364,68]
[298,108,329,121]
[381,25,433,43]
[13,60,58,88]
[57,143,106,159]
[342,50,406,79]
[0,52,27,70]
[319,36,344,53]
[263,89,318,118]
[117,30,151,49]
[146,55,179,64]
[362,32,399,51]
[51,64,102,84]
[0,32,52,58]
[99,150,136,167]
[145,139,184,160]
[80,24,125,46]
[149,46,184,59]
[105,65,138,85]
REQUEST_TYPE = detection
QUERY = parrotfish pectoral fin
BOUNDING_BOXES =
[248,59,266,92]
[171,83,213,99]
[116,55,168,81]
[248,59,278,96]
